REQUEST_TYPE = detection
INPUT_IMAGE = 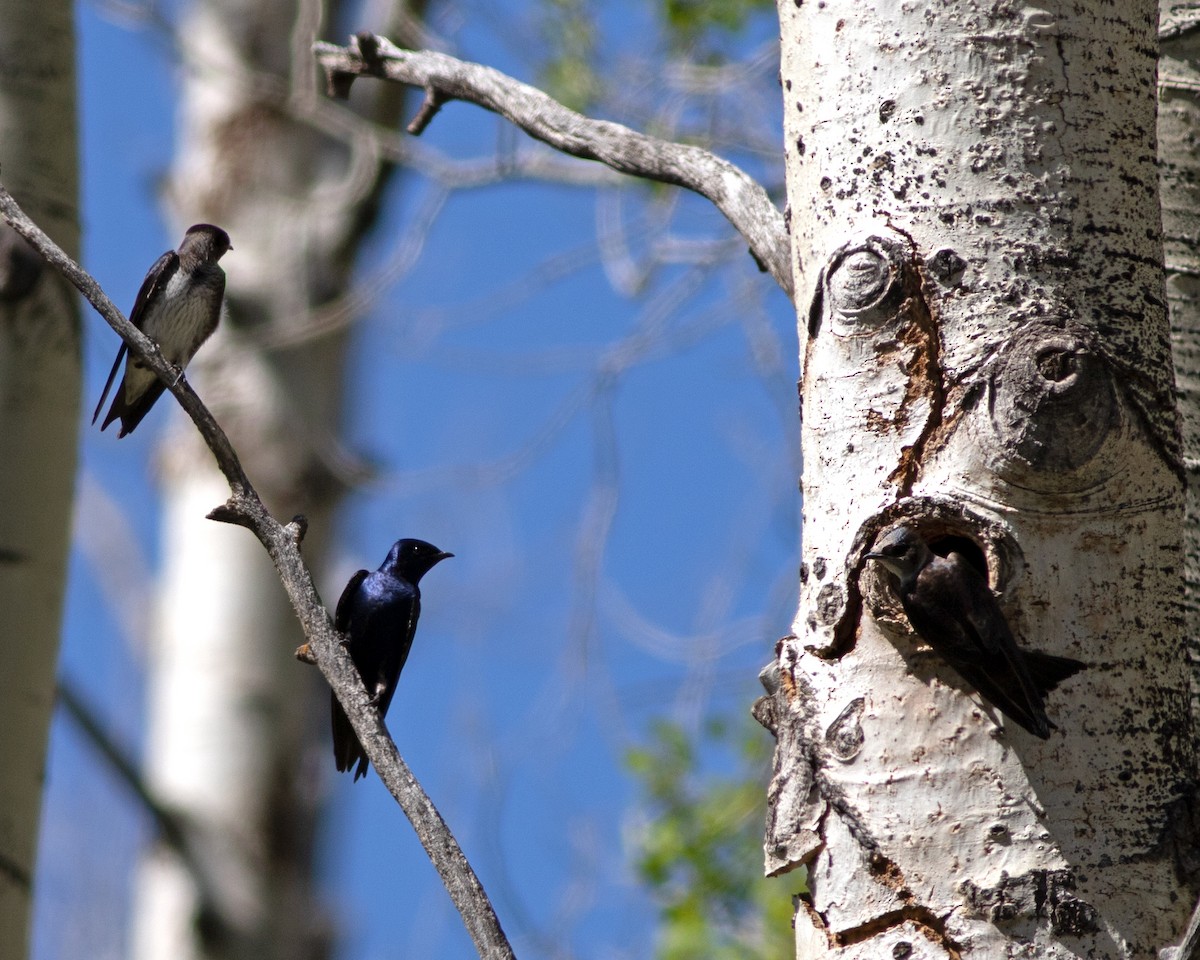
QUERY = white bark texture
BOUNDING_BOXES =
[1160,9,1200,946]
[131,1,410,957]
[764,1,1198,957]
[0,0,79,956]
[1160,4,1200,729]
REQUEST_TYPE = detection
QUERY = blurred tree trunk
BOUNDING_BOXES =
[131,2,419,958]
[762,1,1198,956]
[0,0,80,956]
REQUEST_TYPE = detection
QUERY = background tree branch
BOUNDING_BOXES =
[0,183,515,960]
[312,32,794,300]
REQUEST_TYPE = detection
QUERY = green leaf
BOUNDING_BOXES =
[626,713,804,960]
[660,0,775,53]
[536,0,600,112]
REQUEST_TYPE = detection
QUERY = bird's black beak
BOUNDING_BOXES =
[438,551,455,560]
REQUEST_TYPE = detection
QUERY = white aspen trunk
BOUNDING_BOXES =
[0,1,80,956]
[130,1,413,957]
[134,473,320,960]
[1160,3,1200,729]
[762,1,1198,956]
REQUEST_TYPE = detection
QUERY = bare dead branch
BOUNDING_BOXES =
[312,33,795,301]
[0,183,516,960]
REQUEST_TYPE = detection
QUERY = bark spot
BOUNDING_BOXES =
[986,822,1011,844]
[927,248,966,287]
[817,582,844,625]
[825,237,907,330]
[987,331,1117,475]
[1051,897,1100,937]
[826,697,865,761]
[961,869,1100,935]
[831,252,888,311]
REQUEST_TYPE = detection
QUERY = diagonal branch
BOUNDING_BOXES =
[312,32,795,301]
[0,184,515,960]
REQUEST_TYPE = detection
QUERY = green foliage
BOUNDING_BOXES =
[536,0,775,109]
[660,0,776,54]
[627,715,800,960]
[537,0,601,112]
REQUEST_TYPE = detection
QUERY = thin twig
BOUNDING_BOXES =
[0,184,515,960]
[312,33,795,301]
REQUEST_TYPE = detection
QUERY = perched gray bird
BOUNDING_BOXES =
[92,224,231,437]
[333,538,453,781]
[866,525,1083,739]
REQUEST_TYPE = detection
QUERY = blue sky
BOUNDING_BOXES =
[36,2,798,958]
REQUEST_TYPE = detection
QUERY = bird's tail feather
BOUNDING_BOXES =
[331,692,369,780]
[1024,651,1086,695]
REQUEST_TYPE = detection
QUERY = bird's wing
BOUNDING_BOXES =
[185,268,225,359]
[903,556,990,657]
[352,581,418,718]
[91,343,127,425]
[335,569,369,633]
[908,554,1052,738]
[949,556,1042,680]
[332,568,372,782]
[378,593,420,715]
[129,251,178,331]
[91,250,178,427]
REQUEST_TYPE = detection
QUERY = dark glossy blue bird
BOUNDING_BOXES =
[93,224,231,437]
[866,525,1083,739]
[332,538,453,780]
